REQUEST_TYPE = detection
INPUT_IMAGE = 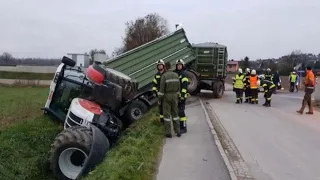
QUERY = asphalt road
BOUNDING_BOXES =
[202,90,320,180]
[157,96,231,180]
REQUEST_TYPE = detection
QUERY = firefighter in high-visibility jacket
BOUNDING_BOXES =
[158,62,181,138]
[174,59,189,133]
[249,69,259,104]
[152,59,165,123]
[261,79,276,107]
[243,68,251,103]
[233,68,245,103]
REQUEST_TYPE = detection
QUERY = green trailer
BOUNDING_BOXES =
[184,42,228,98]
[105,28,195,91]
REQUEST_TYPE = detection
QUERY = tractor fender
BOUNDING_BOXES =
[76,125,110,180]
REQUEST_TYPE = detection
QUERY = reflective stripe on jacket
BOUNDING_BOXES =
[158,70,180,97]
[233,74,245,89]
[152,72,162,92]
[174,69,189,98]
[249,75,258,89]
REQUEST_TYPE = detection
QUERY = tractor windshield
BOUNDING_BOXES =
[49,68,93,120]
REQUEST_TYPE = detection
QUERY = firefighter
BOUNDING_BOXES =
[261,79,276,107]
[289,71,297,92]
[243,68,251,103]
[158,62,181,138]
[264,68,273,81]
[152,59,165,123]
[296,66,315,115]
[249,69,259,104]
[233,68,245,103]
[174,59,189,133]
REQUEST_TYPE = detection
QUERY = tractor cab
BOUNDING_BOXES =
[42,57,93,121]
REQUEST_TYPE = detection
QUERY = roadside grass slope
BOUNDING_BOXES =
[85,108,164,180]
[0,85,165,180]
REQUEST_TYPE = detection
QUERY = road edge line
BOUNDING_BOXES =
[199,97,238,180]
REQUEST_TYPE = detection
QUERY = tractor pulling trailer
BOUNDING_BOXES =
[42,27,228,179]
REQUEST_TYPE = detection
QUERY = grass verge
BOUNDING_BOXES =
[0,71,54,80]
[0,86,62,179]
[85,108,164,180]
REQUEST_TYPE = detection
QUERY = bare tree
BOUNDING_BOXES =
[1,52,13,64]
[122,13,169,52]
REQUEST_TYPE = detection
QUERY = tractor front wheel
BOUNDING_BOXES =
[49,126,93,180]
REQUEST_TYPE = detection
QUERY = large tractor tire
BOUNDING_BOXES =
[104,67,139,100]
[123,100,148,126]
[49,126,109,180]
[185,70,199,95]
[212,81,224,98]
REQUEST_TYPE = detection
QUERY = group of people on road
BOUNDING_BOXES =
[152,59,189,138]
[233,66,316,114]
[233,68,275,107]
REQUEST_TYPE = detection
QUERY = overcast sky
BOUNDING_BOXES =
[0,0,319,60]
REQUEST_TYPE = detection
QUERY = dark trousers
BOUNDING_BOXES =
[234,88,243,103]
[251,88,258,103]
[290,82,295,92]
[264,87,275,105]
[244,87,251,102]
[158,102,164,122]
[178,99,187,132]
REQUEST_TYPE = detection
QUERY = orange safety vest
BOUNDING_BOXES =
[249,75,258,89]
[305,70,315,88]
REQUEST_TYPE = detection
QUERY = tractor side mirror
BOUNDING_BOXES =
[62,56,76,67]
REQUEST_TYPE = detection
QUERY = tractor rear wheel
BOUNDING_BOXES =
[49,126,96,180]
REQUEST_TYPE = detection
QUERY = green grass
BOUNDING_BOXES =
[0,86,50,129]
[0,86,165,180]
[85,108,164,180]
[0,71,54,80]
[0,86,62,180]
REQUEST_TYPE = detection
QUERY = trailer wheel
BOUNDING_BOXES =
[185,70,199,94]
[212,81,224,98]
[49,126,106,180]
[124,100,148,125]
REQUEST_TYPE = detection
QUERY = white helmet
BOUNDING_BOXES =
[157,59,165,66]
[267,68,271,71]
[292,71,296,74]
[245,68,250,73]
[176,59,185,66]
[251,69,256,75]
[238,68,243,74]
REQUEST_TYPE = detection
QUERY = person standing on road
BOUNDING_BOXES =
[233,68,245,104]
[264,68,273,81]
[249,69,259,104]
[174,59,189,134]
[273,71,280,94]
[295,73,300,92]
[243,68,251,103]
[158,62,181,138]
[289,71,297,92]
[296,66,315,115]
[261,79,276,107]
[152,59,166,123]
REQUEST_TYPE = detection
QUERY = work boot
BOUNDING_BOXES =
[240,98,243,103]
[255,100,258,104]
[177,133,181,137]
[296,105,305,114]
[235,99,240,104]
[245,99,248,103]
[306,106,313,115]
[165,134,172,138]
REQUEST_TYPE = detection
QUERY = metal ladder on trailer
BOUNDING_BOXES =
[216,47,226,78]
